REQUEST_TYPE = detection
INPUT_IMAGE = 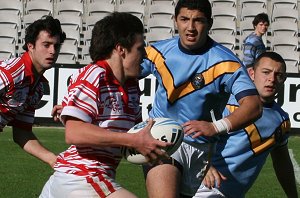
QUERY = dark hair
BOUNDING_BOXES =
[252,13,269,27]
[89,12,144,62]
[253,51,286,71]
[175,0,212,19]
[23,16,66,51]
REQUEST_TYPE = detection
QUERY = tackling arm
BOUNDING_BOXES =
[226,95,262,131]
[12,126,57,168]
[271,144,298,198]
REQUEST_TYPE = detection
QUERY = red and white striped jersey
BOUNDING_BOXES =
[0,52,47,131]
[56,60,142,177]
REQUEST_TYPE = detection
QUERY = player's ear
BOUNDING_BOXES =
[248,67,255,81]
[116,43,125,56]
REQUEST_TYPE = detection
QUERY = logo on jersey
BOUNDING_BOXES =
[191,73,205,90]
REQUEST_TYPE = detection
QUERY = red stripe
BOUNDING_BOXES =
[99,174,116,195]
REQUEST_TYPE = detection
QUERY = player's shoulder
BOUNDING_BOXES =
[147,36,178,51]
[272,101,289,119]
[72,63,107,83]
[210,41,241,63]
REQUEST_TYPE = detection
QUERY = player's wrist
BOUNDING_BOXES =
[212,118,232,134]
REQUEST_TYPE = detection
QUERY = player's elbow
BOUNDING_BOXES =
[251,96,263,121]
[12,127,36,148]
[65,129,75,145]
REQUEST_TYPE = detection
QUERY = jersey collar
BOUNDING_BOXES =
[178,36,214,55]
[21,51,48,85]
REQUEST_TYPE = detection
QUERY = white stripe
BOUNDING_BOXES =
[288,149,300,184]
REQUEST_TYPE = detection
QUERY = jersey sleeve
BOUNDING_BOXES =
[61,66,103,125]
[223,66,258,101]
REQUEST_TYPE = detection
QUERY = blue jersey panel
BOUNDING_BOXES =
[214,96,290,197]
[140,36,258,144]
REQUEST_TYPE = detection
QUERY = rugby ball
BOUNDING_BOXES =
[122,117,184,164]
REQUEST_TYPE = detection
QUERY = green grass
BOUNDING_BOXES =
[0,127,299,198]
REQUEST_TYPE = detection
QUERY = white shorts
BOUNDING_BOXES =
[193,184,226,198]
[39,171,122,198]
[171,141,215,197]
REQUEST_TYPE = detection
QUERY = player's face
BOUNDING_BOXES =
[175,8,212,51]
[249,57,286,103]
[28,30,61,74]
[255,21,269,36]
[123,34,146,78]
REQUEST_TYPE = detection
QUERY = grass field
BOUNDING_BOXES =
[0,127,299,198]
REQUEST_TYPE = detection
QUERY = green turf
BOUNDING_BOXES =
[0,127,299,197]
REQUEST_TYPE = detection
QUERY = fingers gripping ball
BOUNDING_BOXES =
[122,117,184,164]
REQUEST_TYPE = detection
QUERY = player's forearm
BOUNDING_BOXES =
[227,95,262,131]
[64,118,138,147]
[23,140,57,168]
[275,161,298,197]
[272,147,298,198]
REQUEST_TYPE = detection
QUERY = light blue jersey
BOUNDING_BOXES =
[213,96,290,198]
[242,32,266,68]
[140,36,258,144]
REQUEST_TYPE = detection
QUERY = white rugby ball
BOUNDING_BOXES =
[122,117,184,165]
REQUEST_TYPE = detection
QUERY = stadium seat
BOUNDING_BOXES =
[56,14,83,32]
[210,18,237,35]
[240,0,267,8]
[120,0,146,5]
[271,20,298,36]
[0,27,18,44]
[271,0,297,10]
[239,18,254,35]
[62,27,81,47]
[271,7,298,22]
[0,1,23,16]
[145,31,173,45]
[23,13,47,29]
[0,13,22,32]
[58,0,84,2]
[0,42,16,60]
[90,0,116,3]
[56,1,84,16]
[148,3,175,19]
[150,0,176,5]
[210,0,237,7]
[87,1,115,17]
[25,1,53,16]
[79,45,92,65]
[212,5,237,21]
[147,17,175,33]
[83,29,92,46]
[275,49,299,73]
[240,6,267,20]
[85,15,102,31]
[118,2,145,23]
[210,33,236,51]
[56,42,78,64]
[271,35,299,51]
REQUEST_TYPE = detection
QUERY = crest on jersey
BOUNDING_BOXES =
[191,73,205,89]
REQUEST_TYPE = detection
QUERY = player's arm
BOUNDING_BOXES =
[51,104,63,122]
[271,144,298,198]
[183,95,262,137]
[12,126,57,168]
[64,116,171,163]
[202,166,227,189]
[225,94,262,131]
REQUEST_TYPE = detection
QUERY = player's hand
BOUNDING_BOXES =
[133,118,172,165]
[51,105,63,122]
[202,166,226,188]
[182,120,217,138]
